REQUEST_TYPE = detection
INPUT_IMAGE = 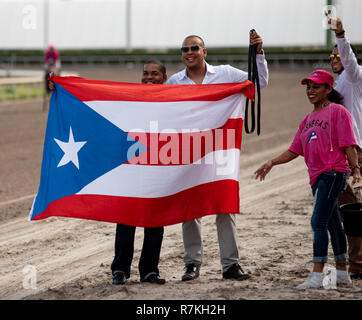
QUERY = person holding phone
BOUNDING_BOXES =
[326,13,362,279]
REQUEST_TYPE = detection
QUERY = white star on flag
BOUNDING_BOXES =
[54,127,87,169]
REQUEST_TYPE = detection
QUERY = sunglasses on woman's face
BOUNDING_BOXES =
[329,54,341,61]
[181,45,200,53]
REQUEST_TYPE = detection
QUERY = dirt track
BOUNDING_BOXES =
[1,66,362,300]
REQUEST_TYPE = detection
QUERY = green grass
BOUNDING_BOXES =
[0,85,44,101]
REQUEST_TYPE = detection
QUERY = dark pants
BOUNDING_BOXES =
[111,224,164,280]
[311,170,347,263]
[338,147,362,274]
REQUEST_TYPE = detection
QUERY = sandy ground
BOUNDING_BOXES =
[1,65,362,301]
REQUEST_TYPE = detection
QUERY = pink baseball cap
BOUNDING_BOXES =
[301,69,334,87]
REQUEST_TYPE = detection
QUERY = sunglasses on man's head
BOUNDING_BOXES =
[329,54,341,61]
[181,45,200,53]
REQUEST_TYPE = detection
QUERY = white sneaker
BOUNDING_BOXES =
[336,270,352,284]
[296,272,324,290]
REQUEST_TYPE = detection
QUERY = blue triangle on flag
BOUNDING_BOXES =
[30,83,147,219]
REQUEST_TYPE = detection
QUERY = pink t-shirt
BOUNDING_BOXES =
[45,49,60,64]
[289,103,357,186]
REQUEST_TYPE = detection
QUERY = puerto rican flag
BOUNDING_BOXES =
[29,76,254,227]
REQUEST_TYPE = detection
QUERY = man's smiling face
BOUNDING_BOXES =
[181,37,207,69]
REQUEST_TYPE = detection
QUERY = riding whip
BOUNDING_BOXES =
[244,29,262,135]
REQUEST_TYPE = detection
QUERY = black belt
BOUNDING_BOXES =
[244,29,262,136]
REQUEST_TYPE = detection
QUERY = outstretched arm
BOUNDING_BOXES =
[325,12,362,83]
[254,149,298,181]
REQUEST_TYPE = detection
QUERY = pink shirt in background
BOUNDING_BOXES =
[45,49,60,64]
[289,103,357,186]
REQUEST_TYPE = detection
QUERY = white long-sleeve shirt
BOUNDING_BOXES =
[166,54,269,87]
[335,36,362,148]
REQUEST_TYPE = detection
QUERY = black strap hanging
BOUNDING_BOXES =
[244,29,261,135]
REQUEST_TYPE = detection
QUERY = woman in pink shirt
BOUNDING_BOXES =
[255,70,361,290]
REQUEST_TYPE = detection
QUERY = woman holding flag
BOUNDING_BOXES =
[255,69,361,289]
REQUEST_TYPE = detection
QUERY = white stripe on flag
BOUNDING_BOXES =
[84,94,245,133]
[77,149,240,198]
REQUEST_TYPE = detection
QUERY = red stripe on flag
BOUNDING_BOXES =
[125,118,243,165]
[51,76,255,102]
[31,180,239,227]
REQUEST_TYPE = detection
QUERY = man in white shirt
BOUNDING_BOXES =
[167,32,269,281]
[328,15,362,279]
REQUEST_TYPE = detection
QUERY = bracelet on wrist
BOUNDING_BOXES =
[350,164,361,171]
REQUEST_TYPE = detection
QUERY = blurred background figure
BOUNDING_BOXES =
[43,44,61,109]
[44,44,61,76]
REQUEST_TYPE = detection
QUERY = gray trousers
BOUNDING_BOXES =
[182,213,239,272]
